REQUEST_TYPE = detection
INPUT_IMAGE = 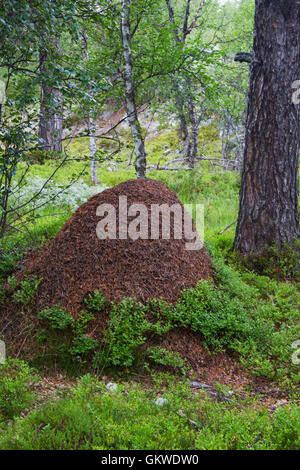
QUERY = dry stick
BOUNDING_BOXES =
[6,224,25,233]
[154,167,195,171]
[217,219,238,235]
[155,149,172,169]
[1,320,14,334]
[16,335,28,358]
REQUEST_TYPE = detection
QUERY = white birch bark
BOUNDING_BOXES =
[89,114,98,184]
[81,30,98,184]
[121,0,146,178]
[165,0,205,168]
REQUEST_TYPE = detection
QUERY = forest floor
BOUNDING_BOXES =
[0,123,299,449]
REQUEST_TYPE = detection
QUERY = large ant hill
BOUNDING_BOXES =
[20,179,212,316]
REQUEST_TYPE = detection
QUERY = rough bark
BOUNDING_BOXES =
[165,0,205,168]
[187,94,199,168]
[89,114,98,185]
[121,0,146,178]
[234,0,300,254]
[81,30,98,185]
[38,49,63,153]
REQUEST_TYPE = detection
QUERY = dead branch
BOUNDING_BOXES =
[217,219,238,235]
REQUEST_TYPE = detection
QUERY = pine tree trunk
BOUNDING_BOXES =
[38,50,63,153]
[121,0,146,178]
[234,0,300,254]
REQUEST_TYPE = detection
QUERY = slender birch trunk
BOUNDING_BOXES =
[89,114,98,185]
[121,0,146,178]
[188,94,198,168]
[81,30,98,185]
[165,0,203,168]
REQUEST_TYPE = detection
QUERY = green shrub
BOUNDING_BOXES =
[0,286,6,305]
[98,299,151,367]
[84,291,106,311]
[70,310,98,356]
[146,347,187,372]
[39,305,73,330]
[236,242,300,281]
[0,377,299,450]
[73,310,95,336]
[194,404,300,450]
[89,253,299,381]
[70,335,98,356]
[0,358,39,420]
[38,306,98,362]
[0,251,22,282]
[26,149,62,164]
[8,275,42,306]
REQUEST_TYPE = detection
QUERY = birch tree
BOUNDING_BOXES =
[81,30,98,185]
[0,0,95,239]
[165,0,207,168]
[121,0,146,178]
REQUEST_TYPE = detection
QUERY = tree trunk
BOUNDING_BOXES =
[89,114,98,185]
[178,88,199,168]
[187,94,198,168]
[38,50,63,153]
[81,30,99,185]
[165,0,200,168]
[234,0,300,254]
[121,0,146,178]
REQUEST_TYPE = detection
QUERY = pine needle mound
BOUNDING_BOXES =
[23,178,212,314]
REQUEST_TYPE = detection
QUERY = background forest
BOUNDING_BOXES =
[0,0,299,451]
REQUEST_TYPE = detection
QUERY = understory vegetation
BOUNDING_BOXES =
[0,128,299,450]
[0,0,299,452]
[0,371,299,450]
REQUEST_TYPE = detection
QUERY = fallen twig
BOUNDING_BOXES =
[217,219,238,235]
[7,224,25,233]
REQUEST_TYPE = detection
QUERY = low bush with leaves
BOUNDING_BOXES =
[0,358,39,421]
[146,347,187,373]
[93,253,299,383]
[38,301,100,363]
[0,375,299,450]
[7,274,42,306]
[39,305,73,330]
[84,290,106,311]
[0,251,22,283]
[96,299,151,368]
[70,310,98,356]
[230,241,300,281]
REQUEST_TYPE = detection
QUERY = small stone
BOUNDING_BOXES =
[106,382,118,392]
[190,381,212,389]
[276,399,288,407]
[208,391,218,397]
[155,397,169,406]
